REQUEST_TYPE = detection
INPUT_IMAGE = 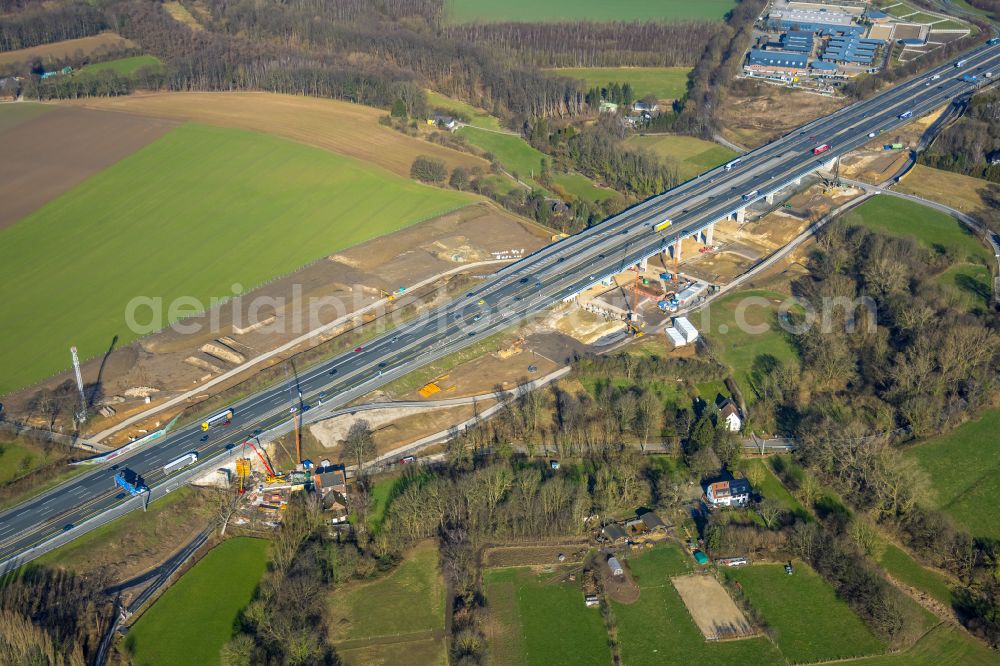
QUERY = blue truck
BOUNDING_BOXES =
[962,74,978,83]
[114,468,148,496]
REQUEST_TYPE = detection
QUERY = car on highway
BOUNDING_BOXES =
[354,347,363,353]
[378,362,387,368]
[468,331,476,336]
[477,299,485,305]
[63,524,74,532]
[519,277,529,283]
[473,314,482,321]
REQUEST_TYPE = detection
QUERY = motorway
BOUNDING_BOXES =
[2,42,1000,570]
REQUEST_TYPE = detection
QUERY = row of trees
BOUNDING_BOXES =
[445,21,718,68]
[0,2,106,52]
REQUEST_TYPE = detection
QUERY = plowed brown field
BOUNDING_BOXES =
[68,92,490,177]
[0,105,175,228]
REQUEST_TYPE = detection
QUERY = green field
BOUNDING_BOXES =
[547,67,691,101]
[737,458,809,521]
[0,123,472,394]
[444,0,735,23]
[328,540,445,641]
[425,90,501,131]
[903,407,1000,538]
[338,636,447,666]
[725,563,885,662]
[613,546,784,665]
[457,126,546,184]
[0,102,53,133]
[551,172,618,204]
[0,438,63,485]
[937,262,992,312]
[850,623,1000,665]
[80,55,163,76]
[701,289,800,401]
[848,196,992,265]
[876,541,954,607]
[126,537,270,666]
[485,566,611,665]
[624,134,738,181]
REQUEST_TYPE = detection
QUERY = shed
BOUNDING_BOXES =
[640,511,667,532]
[602,524,628,544]
[608,556,624,577]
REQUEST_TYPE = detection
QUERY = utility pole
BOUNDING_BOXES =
[70,346,87,424]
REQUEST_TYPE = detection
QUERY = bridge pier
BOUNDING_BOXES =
[765,192,774,205]
[824,157,837,171]
[670,238,682,262]
[638,256,648,271]
[736,208,746,224]
[704,223,715,246]
[793,177,802,187]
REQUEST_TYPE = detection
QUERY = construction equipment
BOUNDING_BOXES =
[379,289,395,301]
[235,458,252,494]
[243,438,281,483]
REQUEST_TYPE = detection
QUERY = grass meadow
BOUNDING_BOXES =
[876,541,954,607]
[484,567,611,665]
[80,55,163,75]
[548,67,691,100]
[624,134,738,181]
[613,546,784,665]
[699,288,800,401]
[444,0,734,23]
[849,623,1000,665]
[847,196,992,265]
[724,563,885,662]
[903,407,1000,539]
[327,540,445,642]
[126,537,270,665]
[0,122,472,394]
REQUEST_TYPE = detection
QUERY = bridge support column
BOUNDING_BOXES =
[793,177,802,187]
[736,208,746,224]
[704,223,715,246]
[765,192,774,205]
[824,157,836,171]
[638,256,648,271]
[671,238,682,262]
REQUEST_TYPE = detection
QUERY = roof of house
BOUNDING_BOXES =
[729,478,752,495]
[811,60,840,70]
[719,401,740,419]
[640,512,667,530]
[314,465,346,489]
[603,524,627,541]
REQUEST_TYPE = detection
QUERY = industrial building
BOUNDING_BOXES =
[768,7,865,36]
[780,30,814,54]
[746,48,809,74]
[821,35,883,66]
[665,327,687,348]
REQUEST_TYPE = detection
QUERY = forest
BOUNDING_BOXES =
[920,91,1000,183]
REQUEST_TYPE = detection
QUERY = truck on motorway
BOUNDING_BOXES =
[724,158,742,171]
[201,408,234,431]
[956,58,968,68]
[742,190,759,202]
[898,110,913,119]
[163,452,198,475]
[114,468,148,496]
[962,74,978,82]
[654,219,673,231]
[989,37,1000,46]
[812,144,831,155]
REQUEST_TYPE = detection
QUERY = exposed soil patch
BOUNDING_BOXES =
[672,573,755,640]
[483,543,590,568]
[0,106,176,228]
[718,83,843,148]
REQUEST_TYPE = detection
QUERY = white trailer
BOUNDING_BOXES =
[163,452,198,475]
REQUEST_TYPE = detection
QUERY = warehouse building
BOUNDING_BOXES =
[781,30,814,54]
[746,48,809,75]
[768,7,865,36]
[821,36,883,65]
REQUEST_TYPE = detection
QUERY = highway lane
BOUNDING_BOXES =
[2,42,999,568]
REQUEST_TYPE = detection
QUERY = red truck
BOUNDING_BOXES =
[812,144,831,155]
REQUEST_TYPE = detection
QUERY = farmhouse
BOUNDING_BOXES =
[719,400,742,432]
[430,115,458,130]
[705,478,751,507]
